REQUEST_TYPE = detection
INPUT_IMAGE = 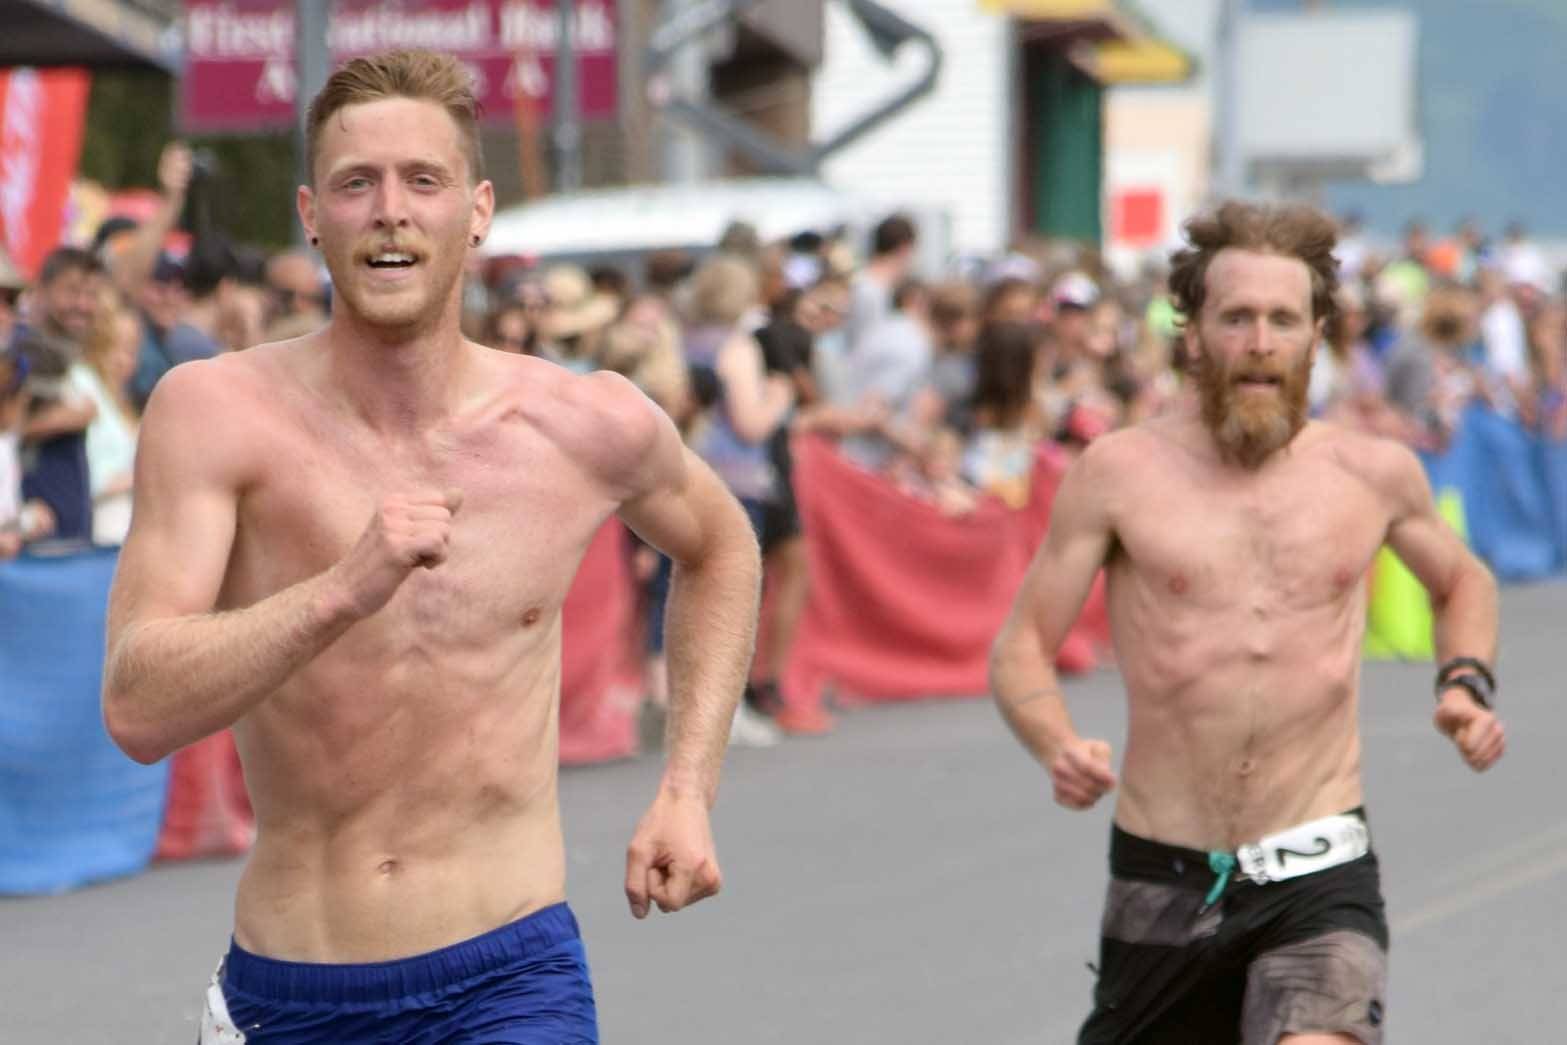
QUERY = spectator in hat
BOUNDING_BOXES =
[540,264,616,372]
[127,252,220,407]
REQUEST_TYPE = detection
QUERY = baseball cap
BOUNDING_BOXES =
[1049,271,1100,311]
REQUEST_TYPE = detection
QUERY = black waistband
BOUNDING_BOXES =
[1109,808,1370,889]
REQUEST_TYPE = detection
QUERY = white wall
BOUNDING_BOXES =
[811,0,1012,257]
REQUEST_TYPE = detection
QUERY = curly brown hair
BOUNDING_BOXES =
[1168,201,1341,329]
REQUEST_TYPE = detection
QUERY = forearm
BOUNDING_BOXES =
[1432,560,1500,666]
[660,522,762,806]
[112,194,182,298]
[104,567,360,763]
[990,626,1081,766]
[24,401,95,440]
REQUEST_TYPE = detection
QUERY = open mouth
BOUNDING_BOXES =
[364,250,419,271]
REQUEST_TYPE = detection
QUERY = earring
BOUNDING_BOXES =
[310,235,319,247]
[470,234,481,247]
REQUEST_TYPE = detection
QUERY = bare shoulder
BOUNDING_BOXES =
[496,353,674,497]
[140,343,298,478]
[142,348,275,439]
[1315,421,1428,505]
[1069,415,1185,494]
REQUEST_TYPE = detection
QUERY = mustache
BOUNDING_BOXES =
[355,239,427,259]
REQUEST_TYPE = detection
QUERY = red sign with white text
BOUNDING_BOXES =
[0,68,91,280]
[180,0,618,133]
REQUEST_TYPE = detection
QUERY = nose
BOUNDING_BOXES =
[372,177,410,230]
[1247,317,1277,357]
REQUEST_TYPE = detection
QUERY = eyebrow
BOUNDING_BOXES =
[328,160,457,182]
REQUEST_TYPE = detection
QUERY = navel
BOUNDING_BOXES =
[377,859,400,876]
[521,607,542,627]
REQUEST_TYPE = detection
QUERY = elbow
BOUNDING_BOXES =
[101,684,167,765]
[987,630,1014,703]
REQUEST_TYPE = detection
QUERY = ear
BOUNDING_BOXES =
[297,184,317,247]
[469,179,495,250]
[1182,315,1201,363]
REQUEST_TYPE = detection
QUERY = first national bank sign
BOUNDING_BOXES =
[180,0,618,133]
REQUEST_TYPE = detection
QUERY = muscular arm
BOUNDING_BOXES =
[610,377,761,805]
[102,363,360,763]
[989,440,1116,767]
[1376,439,1505,770]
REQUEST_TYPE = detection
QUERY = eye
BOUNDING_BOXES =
[341,176,371,191]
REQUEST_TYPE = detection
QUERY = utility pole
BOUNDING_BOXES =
[294,0,331,244]
[553,0,584,192]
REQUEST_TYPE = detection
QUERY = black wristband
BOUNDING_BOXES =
[1437,674,1492,710]
[1437,656,1496,693]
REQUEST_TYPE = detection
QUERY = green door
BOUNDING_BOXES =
[1026,48,1103,244]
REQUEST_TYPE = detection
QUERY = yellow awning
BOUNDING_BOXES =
[980,0,1194,85]
[979,0,1118,16]
[1081,38,1192,85]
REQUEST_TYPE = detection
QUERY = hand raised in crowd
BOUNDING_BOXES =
[331,490,463,619]
[157,140,195,201]
[1433,690,1506,772]
[1050,737,1118,810]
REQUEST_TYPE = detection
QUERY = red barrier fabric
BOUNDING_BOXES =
[558,518,642,765]
[156,730,254,861]
[782,435,1108,715]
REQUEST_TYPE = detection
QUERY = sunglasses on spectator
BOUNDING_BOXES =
[272,286,325,308]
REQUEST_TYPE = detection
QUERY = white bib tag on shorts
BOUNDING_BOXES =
[1236,813,1369,885]
[200,960,248,1044]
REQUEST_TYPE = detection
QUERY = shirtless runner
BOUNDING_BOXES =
[989,201,1505,1045]
[102,51,761,1044]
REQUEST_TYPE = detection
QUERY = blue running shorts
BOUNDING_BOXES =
[200,902,597,1044]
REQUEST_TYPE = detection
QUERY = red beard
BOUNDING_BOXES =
[1194,347,1311,469]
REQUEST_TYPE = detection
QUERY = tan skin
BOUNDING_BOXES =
[103,96,761,963]
[991,249,1504,1045]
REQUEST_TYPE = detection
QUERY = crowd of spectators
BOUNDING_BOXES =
[4,139,1565,743]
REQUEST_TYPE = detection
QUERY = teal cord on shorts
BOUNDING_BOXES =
[1204,851,1237,909]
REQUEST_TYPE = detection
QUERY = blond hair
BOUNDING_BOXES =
[306,49,484,183]
[687,254,759,328]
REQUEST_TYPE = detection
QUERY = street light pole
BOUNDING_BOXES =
[294,0,331,243]
[554,0,583,192]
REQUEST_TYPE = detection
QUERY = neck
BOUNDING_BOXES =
[320,306,471,434]
[184,298,220,338]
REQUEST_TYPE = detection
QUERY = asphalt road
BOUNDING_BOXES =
[4,580,1563,1043]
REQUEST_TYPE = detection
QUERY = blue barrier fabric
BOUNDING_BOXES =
[0,549,169,894]
[1424,404,1566,581]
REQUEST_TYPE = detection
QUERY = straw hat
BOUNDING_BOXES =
[542,265,617,340]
